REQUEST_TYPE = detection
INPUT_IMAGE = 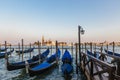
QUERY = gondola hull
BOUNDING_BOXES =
[28,49,61,77]
[7,48,49,71]
[0,48,7,52]
[16,48,34,54]
[61,50,73,76]
[0,48,14,59]
[61,63,73,75]
[7,60,39,71]
[29,61,57,77]
[104,49,120,57]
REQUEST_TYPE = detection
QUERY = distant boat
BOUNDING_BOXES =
[87,50,100,59]
[0,48,8,52]
[0,48,14,59]
[104,49,120,57]
[7,48,50,71]
[16,47,34,54]
[61,49,73,78]
[87,50,94,57]
[28,49,61,77]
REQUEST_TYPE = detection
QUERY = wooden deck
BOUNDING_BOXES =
[77,51,120,80]
[80,62,109,80]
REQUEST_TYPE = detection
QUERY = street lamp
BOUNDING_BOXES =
[78,25,85,66]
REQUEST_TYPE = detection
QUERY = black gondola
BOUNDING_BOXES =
[104,49,120,57]
[7,48,50,71]
[61,49,73,79]
[0,48,8,52]
[16,47,34,54]
[28,49,61,77]
[0,48,14,59]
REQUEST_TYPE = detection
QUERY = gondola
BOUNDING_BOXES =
[87,50,100,59]
[0,48,8,52]
[0,48,14,58]
[28,49,61,77]
[87,50,94,56]
[61,49,73,78]
[7,48,50,71]
[16,47,34,54]
[104,49,120,57]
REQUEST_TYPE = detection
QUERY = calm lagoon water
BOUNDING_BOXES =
[0,46,87,80]
[1,45,119,80]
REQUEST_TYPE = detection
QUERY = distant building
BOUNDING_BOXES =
[42,36,45,46]
[58,42,67,46]
[41,36,55,46]
[34,36,68,46]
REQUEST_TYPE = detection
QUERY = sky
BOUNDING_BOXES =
[0,0,120,44]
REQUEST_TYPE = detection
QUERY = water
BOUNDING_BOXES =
[0,57,21,80]
[0,46,86,80]
[1,45,119,80]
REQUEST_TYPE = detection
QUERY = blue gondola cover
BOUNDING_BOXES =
[61,49,73,75]
[62,50,72,63]
[61,63,73,74]
[104,49,120,57]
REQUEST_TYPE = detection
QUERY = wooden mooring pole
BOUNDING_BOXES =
[0,44,1,51]
[78,26,81,65]
[21,39,24,61]
[116,43,120,76]
[38,41,41,63]
[94,43,96,57]
[18,43,20,59]
[106,43,108,54]
[10,44,11,56]
[101,43,104,61]
[90,42,92,54]
[62,43,63,55]
[113,42,115,55]
[5,41,8,69]
[117,59,120,76]
[109,67,116,80]
[56,41,58,64]
[83,43,87,72]
[90,42,93,80]
[71,43,73,57]
[75,43,78,74]
[5,41,7,59]
[100,43,103,53]
[82,43,84,52]
[113,41,120,76]
[10,44,11,51]
[51,44,52,55]
[94,43,96,52]
[85,43,87,54]
[30,43,31,58]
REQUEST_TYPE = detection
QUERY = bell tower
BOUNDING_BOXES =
[42,36,44,46]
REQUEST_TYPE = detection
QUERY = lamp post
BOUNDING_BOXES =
[78,25,85,66]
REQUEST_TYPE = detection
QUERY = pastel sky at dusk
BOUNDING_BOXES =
[0,0,120,44]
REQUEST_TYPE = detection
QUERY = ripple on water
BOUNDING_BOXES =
[0,49,87,80]
[0,55,21,80]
